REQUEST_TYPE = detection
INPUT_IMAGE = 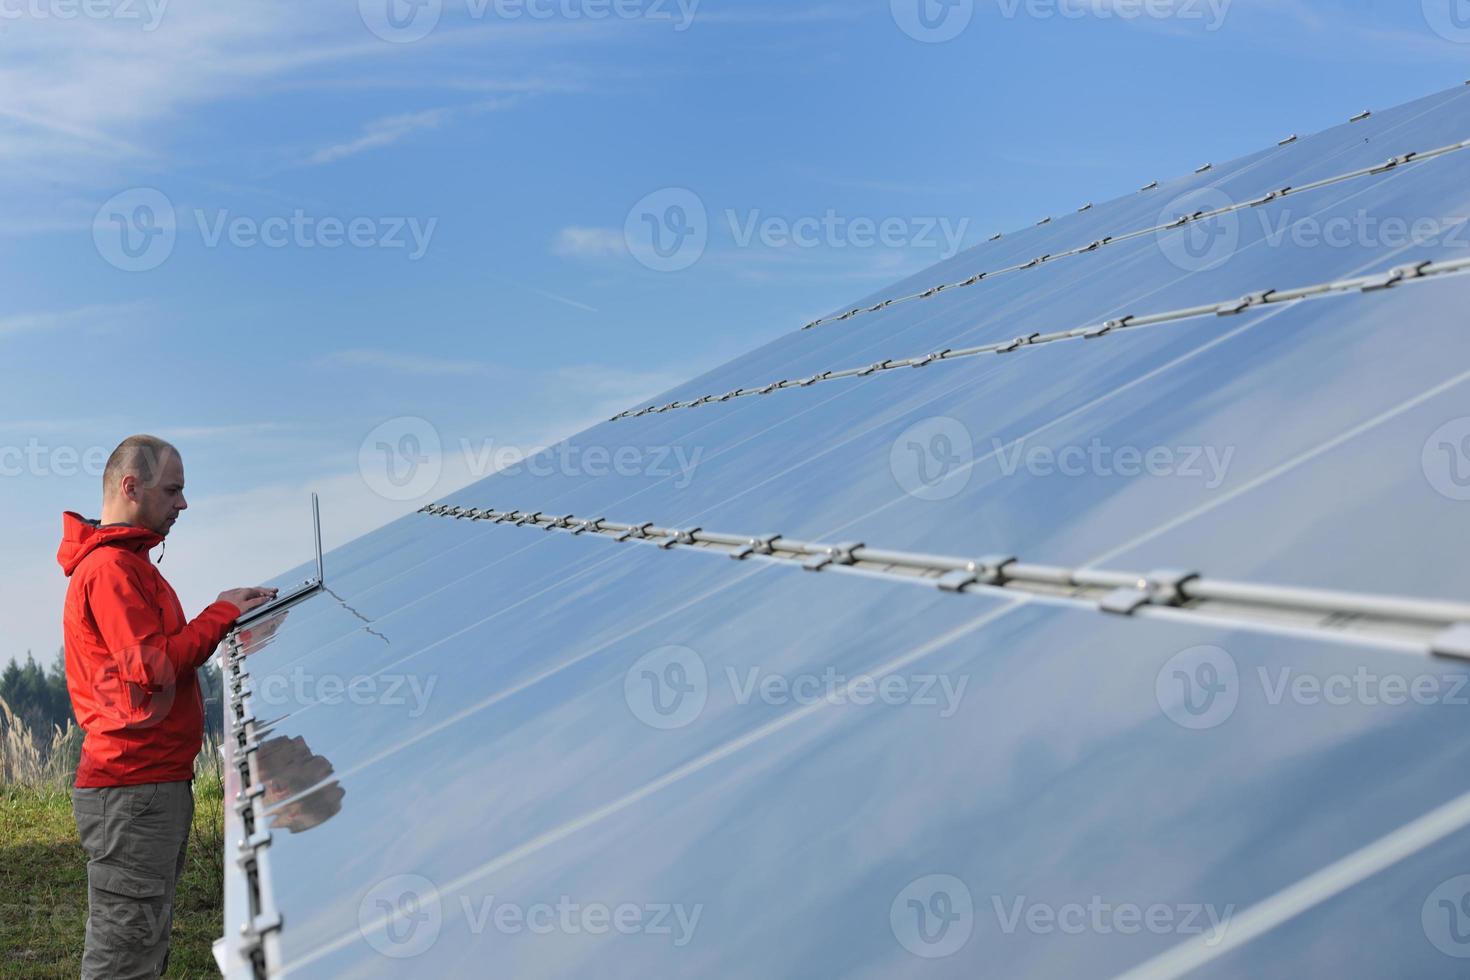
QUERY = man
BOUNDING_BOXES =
[57,434,277,979]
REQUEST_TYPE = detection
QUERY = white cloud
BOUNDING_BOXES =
[316,348,497,377]
[301,96,524,167]
[553,226,628,258]
[0,303,146,337]
[305,107,457,166]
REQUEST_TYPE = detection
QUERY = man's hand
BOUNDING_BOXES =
[218,587,279,616]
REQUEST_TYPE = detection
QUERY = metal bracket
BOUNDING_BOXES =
[236,827,272,855]
[1100,569,1200,615]
[1278,134,1298,146]
[799,371,833,387]
[936,556,1017,593]
[1369,152,1417,175]
[730,534,782,560]
[546,514,575,531]
[1195,163,1213,174]
[1078,202,1094,213]
[1216,290,1276,316]
[997,333,1041,354]
[571,517,606,536]
[1360,260,1432,292]
[858,360,895,377]
[1036,216,1052,226]
[1139,180,1159,192]
[1085,316,1132,340]
[494,511,520,525]
[911,349,952,368]
[988,232,1003,242]
[614,523,655,542]
[235,780,266,804]
[759,381,785,394]
[239,912,283,943]
[802,542,864,572]
[1431,624,1470,661]
[515,512,543,528]
[1349,109,1372,122]
[656,528,701,549]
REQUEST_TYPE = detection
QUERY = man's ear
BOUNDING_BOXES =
[118,473,138,501]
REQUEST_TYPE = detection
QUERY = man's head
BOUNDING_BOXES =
[101,434,186,536]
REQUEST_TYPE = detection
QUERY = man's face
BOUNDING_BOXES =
[129,450,188,536]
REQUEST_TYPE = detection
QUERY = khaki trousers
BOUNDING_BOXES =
[71,781,194,980]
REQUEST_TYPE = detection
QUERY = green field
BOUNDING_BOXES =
[0,776,225,979]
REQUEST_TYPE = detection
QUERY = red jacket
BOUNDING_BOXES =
[57,512,240,787]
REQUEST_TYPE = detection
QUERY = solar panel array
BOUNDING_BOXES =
[221,83,1470,978]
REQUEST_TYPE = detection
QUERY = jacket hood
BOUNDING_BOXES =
[57,511,162,576]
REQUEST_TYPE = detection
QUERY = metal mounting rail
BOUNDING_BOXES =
[418,504,1470,659]
[611,254,1470,420]
[797,133,1470,333]
[220,631,284,979]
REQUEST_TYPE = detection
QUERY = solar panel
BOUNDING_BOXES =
[220,82,1470,977]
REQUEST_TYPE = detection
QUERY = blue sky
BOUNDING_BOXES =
[3,0,1469,665]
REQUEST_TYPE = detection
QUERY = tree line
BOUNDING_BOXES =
[1,649,226,740]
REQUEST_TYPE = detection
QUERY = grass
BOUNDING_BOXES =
[0,698,226,978]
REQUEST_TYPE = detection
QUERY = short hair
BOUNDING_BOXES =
[103,434,178,496]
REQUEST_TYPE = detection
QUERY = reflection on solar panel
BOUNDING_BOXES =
[221,83,1470,978]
